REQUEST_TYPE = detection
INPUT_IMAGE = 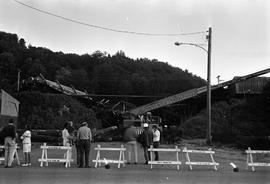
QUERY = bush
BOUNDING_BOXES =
[181,115,206,139]
[16,92,97,130]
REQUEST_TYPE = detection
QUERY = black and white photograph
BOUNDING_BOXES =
[0,0,270,183]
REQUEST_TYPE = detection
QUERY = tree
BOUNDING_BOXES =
[27,59,47,76]
[0,52,17,90]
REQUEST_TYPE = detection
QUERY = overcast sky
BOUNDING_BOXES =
[0,0,269,83]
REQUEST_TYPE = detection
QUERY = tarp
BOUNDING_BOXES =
[0,89,19,117]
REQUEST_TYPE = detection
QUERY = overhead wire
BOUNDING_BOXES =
[13,0,205,37]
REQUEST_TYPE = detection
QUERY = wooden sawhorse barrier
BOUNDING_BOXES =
[246,147,270,171]
[183,147,219,170]
[38,143,73,168]
[0,144,20,165]
[92,144,126,168]
[148,145,181,170]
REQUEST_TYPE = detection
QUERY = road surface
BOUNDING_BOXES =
[1,164,269,184]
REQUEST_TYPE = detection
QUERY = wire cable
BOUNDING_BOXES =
[13,0,205,37]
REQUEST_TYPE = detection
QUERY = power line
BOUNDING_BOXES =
[13,0,205,37]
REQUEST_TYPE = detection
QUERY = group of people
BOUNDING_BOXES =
[1,119,161,168]
[1,119,31,168]
[61,121,92,168]
[123,123,160,165]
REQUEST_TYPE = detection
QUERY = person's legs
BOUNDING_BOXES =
[148,146,151,162]
[126,142,132,163]
[130,141,137,163]
[85,141,90,167]
[8,145,16,166]
[27,152,31,164]
[132,141,138,163]
[5,138,16,166]
[4,138,9,166]
[153,142,159,161]
[78,140,84,167]
[143,146,148,164]
[24,153,28,164]
[76,143,80,166]
[22,144,27,164]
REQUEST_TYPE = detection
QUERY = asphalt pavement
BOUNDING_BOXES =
[1,164,270,184]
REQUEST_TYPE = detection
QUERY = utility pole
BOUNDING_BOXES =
[174,27,212,144]
[17,69,21,92]
[206,27,212,145]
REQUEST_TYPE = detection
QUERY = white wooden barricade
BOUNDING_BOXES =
[148,145,181,170]
[0,144,20,165]
[183,147,219,171]
[38,143,73,168]
[92,144,126,168]
[246,147,270,171]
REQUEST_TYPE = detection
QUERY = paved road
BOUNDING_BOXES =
[1,165,269,184]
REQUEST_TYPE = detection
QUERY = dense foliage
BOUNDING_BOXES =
[0,31,206,98]
[0,30,205,129]
[181,83,270,148]
[15,92,98,130]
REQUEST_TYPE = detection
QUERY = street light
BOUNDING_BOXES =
[175,27,212,145]
[174,42,208,53]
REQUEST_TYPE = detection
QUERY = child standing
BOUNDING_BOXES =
[21,124,31,166]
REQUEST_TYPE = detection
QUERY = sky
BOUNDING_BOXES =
[0,0,270,84]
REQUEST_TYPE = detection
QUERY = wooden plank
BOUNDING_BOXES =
[38,158,74,162]
[92,160,126,164]
[40,146,72,150]
[183,150,215,154]
[148,161,182,165]
[246,150,270,154]
[185,162,219,166]
[248,163,270,167]
[0,145,20,149]
[148,148,181,152]
[94,148,126,151]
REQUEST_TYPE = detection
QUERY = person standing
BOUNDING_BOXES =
[123,123,138,164]
[152,125,160,161]
[62,123,70,162]
[2,119,17,168]
[66,121,75,161]
[77,122,92,168]
[62,123,70,147]
[21,124,31,166]
[139,123,153,164]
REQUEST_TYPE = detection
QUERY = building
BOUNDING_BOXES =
[0,89,20,128]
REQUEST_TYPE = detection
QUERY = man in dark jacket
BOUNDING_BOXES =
[139,123,153,164]
[2,119,17,168]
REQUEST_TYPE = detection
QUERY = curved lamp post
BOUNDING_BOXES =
[175,27,212,145]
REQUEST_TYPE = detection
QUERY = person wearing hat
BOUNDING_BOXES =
[140,123,153,164]
[77,122,92,168]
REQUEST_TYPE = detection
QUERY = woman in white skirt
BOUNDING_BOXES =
[21,124,31,166]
